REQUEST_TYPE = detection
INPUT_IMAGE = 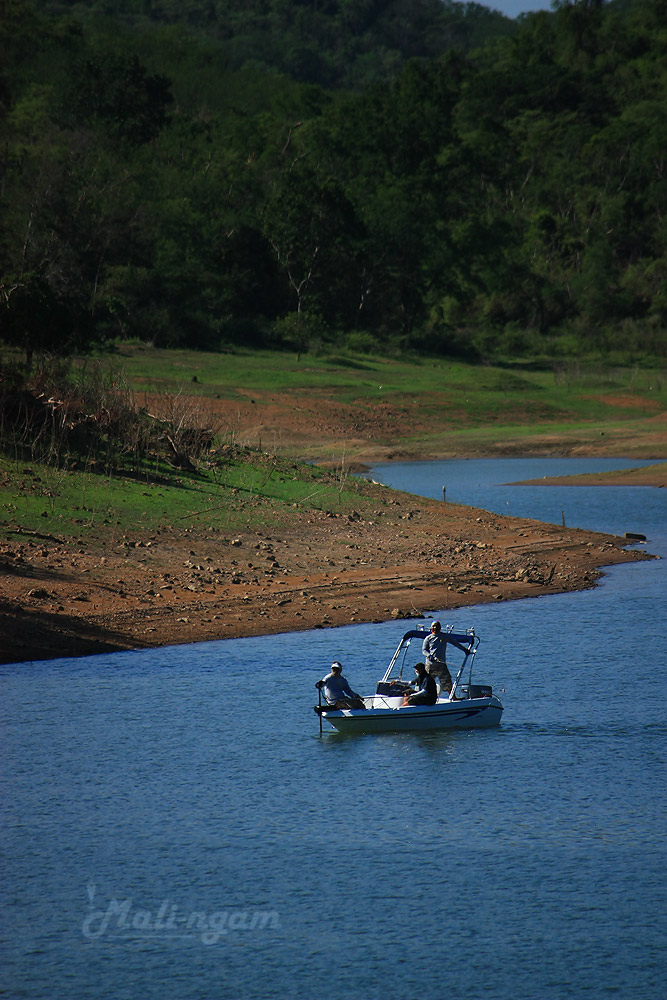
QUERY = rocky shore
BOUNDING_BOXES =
[1,471,657,665]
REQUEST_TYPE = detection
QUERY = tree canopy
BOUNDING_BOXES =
[1,0,666,362]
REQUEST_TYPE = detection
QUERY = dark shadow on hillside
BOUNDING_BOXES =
[0,602,149,665]
[324,356,375,371]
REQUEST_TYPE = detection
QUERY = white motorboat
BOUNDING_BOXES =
[315,625,503,733]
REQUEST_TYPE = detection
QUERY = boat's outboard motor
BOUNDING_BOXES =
[458,684,493,699]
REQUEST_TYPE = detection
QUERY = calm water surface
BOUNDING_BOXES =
[2,459,665,1000]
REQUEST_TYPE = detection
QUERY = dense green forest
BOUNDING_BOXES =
[1,0,666,363]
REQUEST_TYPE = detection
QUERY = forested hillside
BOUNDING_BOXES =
[1,0,665,363]
[43,0,515,88]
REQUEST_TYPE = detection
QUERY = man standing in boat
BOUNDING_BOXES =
[317,661,365,709]
[422,621,453,695]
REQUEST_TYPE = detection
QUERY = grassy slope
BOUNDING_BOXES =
[2,347,662,662]
[3,346,665,549]
[1,450,371,549]
[117,344,665,414]
[115,344,667,459]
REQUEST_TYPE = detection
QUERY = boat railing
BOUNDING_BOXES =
[450,638,480,698]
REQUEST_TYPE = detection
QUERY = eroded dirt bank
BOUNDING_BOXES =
[512,462,667,487]
[1,478,655,665]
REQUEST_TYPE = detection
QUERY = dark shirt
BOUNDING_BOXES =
[409,672,437,705]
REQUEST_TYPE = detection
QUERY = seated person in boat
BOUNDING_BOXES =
[404,662,438,706]
[422,620,453,694]
[317,661,365,709]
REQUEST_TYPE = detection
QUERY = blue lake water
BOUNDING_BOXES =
[2,458,666,1000]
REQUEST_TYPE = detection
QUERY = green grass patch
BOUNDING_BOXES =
[105,344,666,430]
[1,450,372,546]
[3,345,664,473]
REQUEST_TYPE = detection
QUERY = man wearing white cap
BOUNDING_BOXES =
[317,661,365,709]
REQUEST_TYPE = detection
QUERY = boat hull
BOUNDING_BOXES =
[319,696,503,733]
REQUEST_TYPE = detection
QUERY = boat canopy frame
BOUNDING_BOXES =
[380,626,480,694]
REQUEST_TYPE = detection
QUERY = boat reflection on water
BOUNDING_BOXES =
[315,626,503,733]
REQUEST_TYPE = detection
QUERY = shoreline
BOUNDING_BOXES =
[1,472,657,665]
[510,461,667,488]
